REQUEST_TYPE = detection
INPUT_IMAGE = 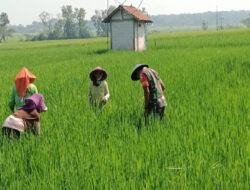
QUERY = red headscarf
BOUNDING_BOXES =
[14,67,36,98]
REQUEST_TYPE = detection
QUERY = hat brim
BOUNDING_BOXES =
[131,64,149,81]
[90,69,107,81]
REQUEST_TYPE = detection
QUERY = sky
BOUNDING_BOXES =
[1,0,250,25]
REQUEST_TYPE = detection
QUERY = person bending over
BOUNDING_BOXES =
[131,64,167,119]
[9,67,38,112]
[3,93,47,138]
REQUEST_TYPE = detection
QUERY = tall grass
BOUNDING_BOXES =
[0,29,249,189]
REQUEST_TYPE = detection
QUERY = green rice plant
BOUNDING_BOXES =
[0,29,249,189]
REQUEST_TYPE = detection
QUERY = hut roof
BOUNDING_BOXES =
[103,5,152,23]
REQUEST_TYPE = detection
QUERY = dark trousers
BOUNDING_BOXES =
[145,105,165,127]
[148,105,165,120]
[2,128,20,139]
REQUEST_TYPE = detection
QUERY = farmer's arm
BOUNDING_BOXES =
[104,81,110,99]
[8,86,16,112]
[30,84,38,94]
[140,72,150,113]
[160,80,165,91]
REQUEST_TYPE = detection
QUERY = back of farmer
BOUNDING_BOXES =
[9,67,38,112]
[131,64,167,119]
[3,93,48,138]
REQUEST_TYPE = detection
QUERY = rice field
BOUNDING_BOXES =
[0,29,249,189]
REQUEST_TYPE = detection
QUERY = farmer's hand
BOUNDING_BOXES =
[101,97,107,103]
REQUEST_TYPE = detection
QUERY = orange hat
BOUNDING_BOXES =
[14,67,36,98]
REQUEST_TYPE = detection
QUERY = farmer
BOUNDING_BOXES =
[9,67,38,112]
[2,93,48,138]
[89,67,110,106]
[131,64,167,119]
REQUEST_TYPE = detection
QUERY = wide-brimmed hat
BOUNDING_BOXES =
[131,64,149,81]
[89,67,107,81]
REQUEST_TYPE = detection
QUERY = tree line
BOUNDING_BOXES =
[32,5,116,41]
[1,5,116,42]
[1,7,250,43]
[151,10,250,28]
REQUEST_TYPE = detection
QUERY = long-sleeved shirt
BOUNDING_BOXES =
[9,84,38,112]
[89,80,110,104]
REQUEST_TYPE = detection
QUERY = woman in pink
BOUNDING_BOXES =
[2,93,48,138]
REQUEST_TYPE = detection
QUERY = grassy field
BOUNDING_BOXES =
[0,29,249,189]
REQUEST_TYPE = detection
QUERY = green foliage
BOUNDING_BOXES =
[241,14,250,27]
[9,21,45,34]
[74,8,90,38]
[91,6,116,37]
[0,29,249,189]
[33,5,90,41]
[0,27,15,42]
[39,11,53,32]
[31,32,48,41]
[0,12,9,27]
[61,5,77,38]
[0,12,14,43]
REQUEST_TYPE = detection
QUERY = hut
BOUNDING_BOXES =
[103,5,152,51]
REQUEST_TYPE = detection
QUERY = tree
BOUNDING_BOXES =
[74,8,90,38]
[61,5,77,38]
[241,14,250,27]
[91,6,116,37]
[0,12,9,26]
[32,5,90,41]
[49,16,64,39]
[39,11,52,31]
[0,27,15,42]
[0,12,14,43]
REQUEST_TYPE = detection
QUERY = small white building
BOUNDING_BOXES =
[103,5,152,51]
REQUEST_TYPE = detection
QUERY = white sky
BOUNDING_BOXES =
[1,0,250,25]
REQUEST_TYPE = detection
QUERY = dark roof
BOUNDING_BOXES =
[103,5,152,23]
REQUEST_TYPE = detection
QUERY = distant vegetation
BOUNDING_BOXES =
[241,14,250,27]
[91,6,116,37]
[0,12,15,43]
[31,5,91,41]
[151,10,249,27]
[8,5,116,41]
[4,8,250,41]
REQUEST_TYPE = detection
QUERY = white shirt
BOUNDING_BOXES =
[89,80,110,103]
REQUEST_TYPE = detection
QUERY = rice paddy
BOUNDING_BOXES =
[0,29,249,189]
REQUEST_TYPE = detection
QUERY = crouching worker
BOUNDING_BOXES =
[131,64,167,120]
[9,67,38,112]
[2,94,48,138]
[89,67,110,107]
